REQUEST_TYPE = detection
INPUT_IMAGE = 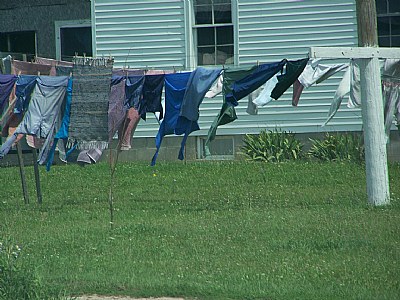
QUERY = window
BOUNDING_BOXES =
[376,0,400,47]
[0,31,36,61]
[193,0,234,66]
[55,20,92,61]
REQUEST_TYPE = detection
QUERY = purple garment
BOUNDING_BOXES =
[0,75,17,114]
[108,75,126,142]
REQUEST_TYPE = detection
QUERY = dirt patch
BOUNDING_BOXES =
[75,296,185,300]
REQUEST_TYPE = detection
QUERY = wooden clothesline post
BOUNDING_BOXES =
[309,46,400,206]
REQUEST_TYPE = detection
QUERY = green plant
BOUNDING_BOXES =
[0,238,70,300]
[308,132,365,162]
[241,129,303,162]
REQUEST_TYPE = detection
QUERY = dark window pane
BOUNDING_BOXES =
[391,35,400,47]
[376,0,388,14]
[378,17,391,35]
[195,5,212,24]
[6,31,36,55]
[216,45,234,64]
[214,4,232,23]
[388,0,400,13]
[197,27,215,46]
[198,46,215,65]
[391,16,400,35]
[379,36,391,46]
[214,0,231,3]
[216,26,233,45]
[194,0,211,4]
[60,27,92,61]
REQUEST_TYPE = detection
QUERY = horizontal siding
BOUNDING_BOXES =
[93,0,361,138]
[93,0,185,69]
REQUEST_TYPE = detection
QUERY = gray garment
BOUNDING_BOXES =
[246,86,261,115]
[16,76,68,137]
[324,60,361,126]
[298,59,348,88]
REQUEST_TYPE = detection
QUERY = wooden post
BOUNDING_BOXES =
[16,142,29,204]
[356,0,390,205]
[31,148,43,204]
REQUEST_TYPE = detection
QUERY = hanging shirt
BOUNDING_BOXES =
[0,75,17,114]
[271,58,309,100]
[108,75,126,141]
[0,76,68,160]
[125,75,145,110]
[205,74,223,98]
[205,61,285,154]
[45,77,73,170]
[151,72,191,166]
[324,60,361,126]
[252,74,279,107]
[175,67,222,160]
[14,75,37,114]
[139,74,165,121]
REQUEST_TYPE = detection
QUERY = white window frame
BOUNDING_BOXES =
[55,19,91,61]
[185,0,238,68]
[376,0,400,47]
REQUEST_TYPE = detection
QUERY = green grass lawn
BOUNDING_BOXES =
[1,161,400,299]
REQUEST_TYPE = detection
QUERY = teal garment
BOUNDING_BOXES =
[204,62,286,154]
[204,66,258,154]
[271,58,309,100]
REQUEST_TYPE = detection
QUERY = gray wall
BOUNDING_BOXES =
[0,0,90,59]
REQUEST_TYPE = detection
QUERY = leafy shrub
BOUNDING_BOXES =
[241,129,303,162]
[308,132,365,162]
[0,239,71,300]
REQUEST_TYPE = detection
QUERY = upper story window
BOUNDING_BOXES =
[193,0,234,66]
[376,0,400,47]
[0,31,36,61]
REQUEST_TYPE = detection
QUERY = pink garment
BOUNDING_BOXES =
[34,57,73,76]
[292,79,304,106]
[118,107,140,150]
[12,60,52,75]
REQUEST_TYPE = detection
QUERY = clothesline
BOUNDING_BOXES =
[1,55,399,168]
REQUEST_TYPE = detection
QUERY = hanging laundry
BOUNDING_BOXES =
[205,61,285,154]
[12,60,53,76]
[246,85,263,115]
[0,76,68,160]
[382,59,400,140]
[125,75,145,110]
[0,75,17,114]
[271,58,309,100]
[14,75,37,114]
[108,75,126,142]
[151,72,192,166]
[1,55,12,75]
[226,60,286,106]
[205,74,223,98]
[34,57,73,76]
[77,148,103,165]
[252,74,279,107]
[139,74,165,121]
[119,107,141,150]
[348,59,361,108]
[324,60,361,126]
[68,60,113,150]
[175,67,222,160]
[45,77,73,170]
[292,59,349,106]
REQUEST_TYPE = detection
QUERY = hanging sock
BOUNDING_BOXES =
[0,75,17,114]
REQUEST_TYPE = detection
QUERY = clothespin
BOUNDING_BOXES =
[18,71,21,76]
[69,71,72,78]
[257,60,259,67]
[37,71,40,76]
